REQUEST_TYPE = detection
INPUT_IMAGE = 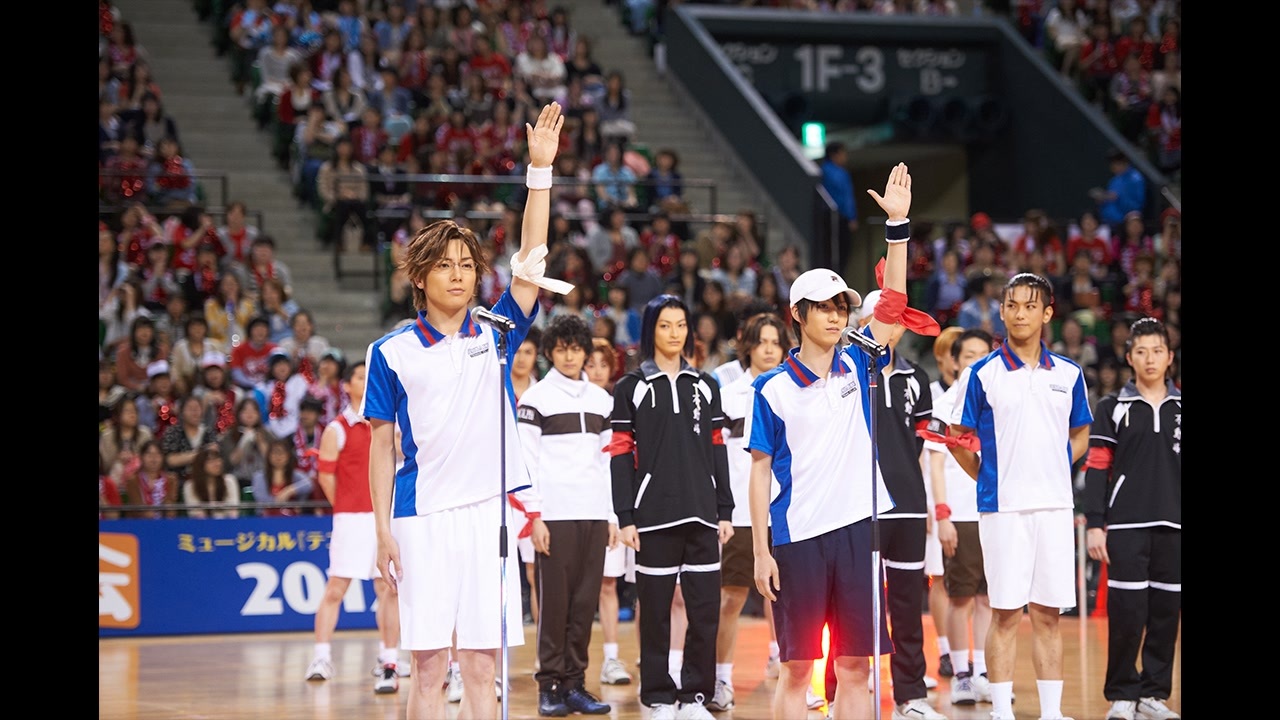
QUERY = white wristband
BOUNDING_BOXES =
[526,165,553,190]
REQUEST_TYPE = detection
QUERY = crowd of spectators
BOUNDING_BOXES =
[639,0,1182,180]
[100,0,1181,520]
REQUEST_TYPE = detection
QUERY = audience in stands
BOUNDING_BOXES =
[100,0,1181,524]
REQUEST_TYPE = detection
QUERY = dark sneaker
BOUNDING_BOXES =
[538,688,570,717]
[563,686,611,715]
[938,654,954,678]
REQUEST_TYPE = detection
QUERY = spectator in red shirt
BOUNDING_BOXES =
[1078,19,1120,109]
[435,107,477,157]
[349,106,389,166]
[230,316,277,390]
[1065,210,1113,269]
[1011,209,1066,277]
[1114,16,1156,70]
[468,34,512,98]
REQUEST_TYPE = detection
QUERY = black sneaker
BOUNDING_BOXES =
[563,686,611,715]
[538,688,570,717]
[938,654,954,678]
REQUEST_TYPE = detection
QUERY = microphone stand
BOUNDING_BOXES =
[842,329,888,720]
[494,328,511,720]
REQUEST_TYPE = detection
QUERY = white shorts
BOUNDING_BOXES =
[624,547,637,583]
[924,516,944,577]
[328,511,378,580]
[392,496,524,651]
[603,543,629,578]
[979,508,1077,611]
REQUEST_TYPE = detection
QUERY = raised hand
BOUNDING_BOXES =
[526,101,565,169]
[866,162,912,222]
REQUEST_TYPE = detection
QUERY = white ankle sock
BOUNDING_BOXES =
[990,681,1014,718]
[715,663,733,683]
[1037,679,1064,719]
[314,642,331,661]
[950,650,969,675]
[972,650,987,676]
[937,636,951,655]
[378,647,398,665]
[603,642,619,661]
[768,642,780,658]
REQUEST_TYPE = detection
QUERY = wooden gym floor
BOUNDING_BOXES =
[99,614,1179,719]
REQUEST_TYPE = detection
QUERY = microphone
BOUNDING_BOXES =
[471,306,517,333]
[839,326,888,358]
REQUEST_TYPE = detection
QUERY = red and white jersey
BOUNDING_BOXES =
[329,406,374,514]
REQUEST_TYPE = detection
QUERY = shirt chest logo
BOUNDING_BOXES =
[1049,383,1069,394]
[840,379,859,398]
[468,344,490,358]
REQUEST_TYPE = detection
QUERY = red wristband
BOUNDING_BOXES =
[873,287,908,326]
[518,512,542,539]
[935,503,952,521]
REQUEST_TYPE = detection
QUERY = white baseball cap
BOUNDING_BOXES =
[788,268,863,309]
[146,360,171,379]
[200,351,227,369]
[856,290,882,324]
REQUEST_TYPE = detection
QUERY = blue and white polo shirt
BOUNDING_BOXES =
[362,289,539,518]
[951,341,1093,513]
[747,338,895,546]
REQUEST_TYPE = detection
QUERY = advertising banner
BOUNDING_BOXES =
[99,516,379,636]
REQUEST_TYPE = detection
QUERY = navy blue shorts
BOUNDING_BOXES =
[771,519,893,661]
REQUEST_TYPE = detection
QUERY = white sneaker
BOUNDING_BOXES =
[806,687,826,709]
[1106,700,1137,720]
[892,698,947,720]
[949,673,976,705]
[650,703,678,720]
[707,679,734,711]
[676,697,716,720]
[373,663,399,694]
[600,657,634,685]
[305,657,333,681]
[445,667,463,703]
[971,673,1012,703]
[764,655,781,679]
[1136,697,1180,719]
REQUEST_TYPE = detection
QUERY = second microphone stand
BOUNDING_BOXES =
[494,328,512,720]
[843,328,889,720]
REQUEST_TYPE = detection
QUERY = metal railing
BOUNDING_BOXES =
[330,172,766,289]
[101,499,331,516]
[98,206,265,233]
[348,172,724,218]
[99,169,232,212]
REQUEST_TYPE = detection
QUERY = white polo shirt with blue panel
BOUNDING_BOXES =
[747,339,895,546]
[362,289,539,518]
[951,342,1093,513]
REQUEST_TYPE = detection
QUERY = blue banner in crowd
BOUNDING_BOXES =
[99,516,379,636]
